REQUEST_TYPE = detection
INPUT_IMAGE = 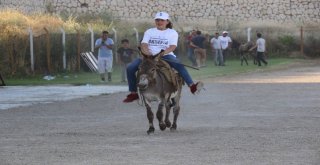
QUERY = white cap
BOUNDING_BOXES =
[154,12,170,20]
[223,31,228,34]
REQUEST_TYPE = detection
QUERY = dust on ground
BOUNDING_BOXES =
[0,60,319,165]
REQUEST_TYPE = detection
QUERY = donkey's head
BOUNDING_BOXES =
[246,41,254,49]
[137,49,164,90]
[239,41,255,52]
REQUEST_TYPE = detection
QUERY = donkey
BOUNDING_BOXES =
[137,51,184,134]
[239,41,256,66]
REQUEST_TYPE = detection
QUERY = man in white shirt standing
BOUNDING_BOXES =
[95,31,114,82]
[218,31,232,65]
[249,33,268,66]
[210,32,224,66]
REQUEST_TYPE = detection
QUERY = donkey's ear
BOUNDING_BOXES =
[153,49,165,60]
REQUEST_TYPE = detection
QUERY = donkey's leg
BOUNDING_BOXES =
[171,104,180,130]
[145,102,155,134]
[171,92,181,131]
[165,102,172,128]
[240,52,244,66]
[240,55,244,66]
[156,102,166,131]
[244,56,248,65]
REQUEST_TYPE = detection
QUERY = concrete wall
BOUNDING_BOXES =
[1,0,319,25]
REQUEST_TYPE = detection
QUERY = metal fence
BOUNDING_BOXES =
[0,26,319,77]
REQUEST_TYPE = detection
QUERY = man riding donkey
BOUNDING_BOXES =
[123,11,203,103]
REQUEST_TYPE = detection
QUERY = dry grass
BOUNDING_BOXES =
[0,9,319,76]
[0,9,114,36]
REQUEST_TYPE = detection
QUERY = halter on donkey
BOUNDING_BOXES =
[137,50,184,134]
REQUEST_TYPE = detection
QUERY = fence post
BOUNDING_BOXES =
[43,27,51,74]
[300,26,304,57]
[247,27,251,42]
[77,30,81,71]
[133,27,139,44]
[112,28,118,63]
[88,25,94,52]
[28,27,34,73]
[60,28,66,70]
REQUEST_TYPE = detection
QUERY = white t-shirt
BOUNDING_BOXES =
[210,37,221,50]
[218,36,232,50]
[95,38,114,58]
[141,27,178,56]
[256,38,266,52]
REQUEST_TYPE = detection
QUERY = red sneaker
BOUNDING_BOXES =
[123,93,139,103]
[190,81,204,94]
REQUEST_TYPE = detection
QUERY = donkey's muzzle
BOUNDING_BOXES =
[138,75,149,90]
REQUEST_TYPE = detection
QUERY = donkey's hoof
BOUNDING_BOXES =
[159,123,166,131]
[170,123,177,131]
[165,120,171,128]
[147,127,155,135]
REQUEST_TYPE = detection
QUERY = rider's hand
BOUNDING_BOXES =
[159,51,165,57]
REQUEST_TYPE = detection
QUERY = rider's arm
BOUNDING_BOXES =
[141,43,152,56]
[163,45,177,55]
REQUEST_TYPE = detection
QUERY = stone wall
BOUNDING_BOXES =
[1,0,319,25]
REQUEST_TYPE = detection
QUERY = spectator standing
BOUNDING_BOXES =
[117,39,136,82]
[218,31,232,64]
[95,31,114,82]
[186,30,197,66]
[249,33,268,66]
[190,30,207,68]
[210,32,224,66]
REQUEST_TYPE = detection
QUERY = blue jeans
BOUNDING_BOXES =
[126,55,194,92]
[215,49,223,65]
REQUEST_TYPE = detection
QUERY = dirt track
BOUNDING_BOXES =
[1,61,320,165]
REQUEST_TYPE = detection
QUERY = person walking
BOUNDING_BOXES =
[218,31,232,64]
[123,11,203,103]
[190,30,207,68]
[186,30,197,67]
[210,32,224,66]
[117,39,136,82]
[249,33,268,66]
[95,31,114,82]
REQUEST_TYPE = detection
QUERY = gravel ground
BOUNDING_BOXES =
[0,61,319,165]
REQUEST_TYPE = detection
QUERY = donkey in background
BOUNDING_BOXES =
[238,41,257,66]
[137,50,184,134]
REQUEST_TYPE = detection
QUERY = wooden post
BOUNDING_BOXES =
[28,28,34,73]
[77,31,81,71]
[300,26,304,57]
[43,27,51,74]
